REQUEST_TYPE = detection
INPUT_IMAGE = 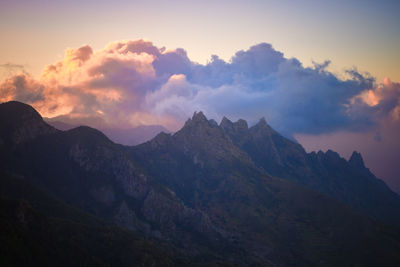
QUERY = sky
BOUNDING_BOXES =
[1,0,399,81]
[0,0,399,191]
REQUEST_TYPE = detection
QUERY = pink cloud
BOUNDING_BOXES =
[0,39,398,135]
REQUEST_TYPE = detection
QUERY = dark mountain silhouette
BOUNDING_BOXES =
[1,101,400,266]
[43,119,75,131]
[130,111,400,265]
[0,102,239,265]
[0,101,57,146]
[219,116,400,225]
[45,118,169,146]
[100,125,170,146]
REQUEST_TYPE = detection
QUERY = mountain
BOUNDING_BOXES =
[0,102,239,265]
[130,111,400,265]
[219,116,400,225]
[1,101,400,266]
[44,120,76,131]
[45,118,169,146]
[100,125,170,146]
[0,101,57,146]
[0,172,185,266]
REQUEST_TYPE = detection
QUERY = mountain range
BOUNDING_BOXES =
[44,117,169,146]
[1,101,400,266]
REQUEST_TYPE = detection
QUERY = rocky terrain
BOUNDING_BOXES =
[1,101,400,266]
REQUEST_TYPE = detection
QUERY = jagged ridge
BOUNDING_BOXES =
[1,102,400,266]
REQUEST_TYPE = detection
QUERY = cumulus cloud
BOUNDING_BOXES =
[0,74,44,103]
[351,78,400,121]
[0,39,399,136]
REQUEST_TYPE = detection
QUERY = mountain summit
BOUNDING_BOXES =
[192,111,208,121]
[349,151,366,170]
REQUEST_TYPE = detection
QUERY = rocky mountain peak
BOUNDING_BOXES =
[171,112,254,168]
[180,111,217,135]
[349,151,366,170]
[251,117,273,132]
[192,111,207,122]
[220,117,248,132]
[326,149,341,159]
[249,117,276,138]
[182,111,228,134]
[183,111,211,129]
[234,119,248,130]
[220,116,233,129]
[316,149,345,166]
[219,117,250,146]
[258,117,268,126]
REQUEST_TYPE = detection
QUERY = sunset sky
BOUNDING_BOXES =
[1,0,399,191]
[1,0,399,81]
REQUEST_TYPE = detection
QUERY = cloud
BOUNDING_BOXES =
[0,39,399,136]
[0,63,25,70]
[0,74,44,103]
[350,78,400,122]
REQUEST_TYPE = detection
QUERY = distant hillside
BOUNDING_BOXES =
[45,118,169,146]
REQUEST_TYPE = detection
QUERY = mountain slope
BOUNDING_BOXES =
[219,116,400,225]
[0,102,235,265]
[0,172,185,267]
[45,117,169,146]
[2,101,400,266]
[131,112,400,265]
[0,101,57,146]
